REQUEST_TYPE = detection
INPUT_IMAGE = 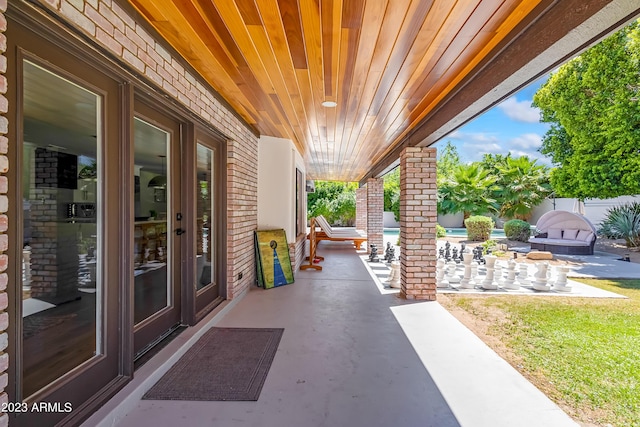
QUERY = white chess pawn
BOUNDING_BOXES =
[502,259,520,290]
[516,262,531,286]
[552,265,572,292]
[446,260,461,285]
[436,258,448,288]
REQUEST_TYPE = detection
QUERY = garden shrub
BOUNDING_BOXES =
[598,202,640,248]
[504,219,531,242]
[436,224,446,238]
[464,215,494,241]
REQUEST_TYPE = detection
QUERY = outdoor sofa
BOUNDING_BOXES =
[529,210,597,255]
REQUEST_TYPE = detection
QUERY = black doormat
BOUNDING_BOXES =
[143,327,284,401]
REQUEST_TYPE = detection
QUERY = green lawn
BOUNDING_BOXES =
[445,280,640,427]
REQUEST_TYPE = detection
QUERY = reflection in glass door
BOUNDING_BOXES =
[132,107,181,358]
[21,60,102,397]
[133,118,170,325]
[195,142,220,314]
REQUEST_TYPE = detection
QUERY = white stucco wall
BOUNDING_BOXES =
[257,135,305,243]
[530,195,640,227]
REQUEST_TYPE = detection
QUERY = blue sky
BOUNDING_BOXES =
[435,76,552,165]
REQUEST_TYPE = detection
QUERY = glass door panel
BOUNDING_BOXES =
[196,143,215,291]
[21,60,102,397]
[132,102,181,358]
[194,138,220,316]
[133,118,170,325]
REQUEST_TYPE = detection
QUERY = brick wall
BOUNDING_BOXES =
[365,178,383,254]
[399,147,437,300]
[0,1,7,425]
[355,186,367,232]
[35,0,259,299]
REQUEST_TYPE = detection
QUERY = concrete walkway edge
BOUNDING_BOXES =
[390,302,579,427]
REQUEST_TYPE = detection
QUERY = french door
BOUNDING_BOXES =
[132,101,183,357]
[8,18,122,426]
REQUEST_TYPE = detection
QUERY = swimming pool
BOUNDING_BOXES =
[384,228,506,239]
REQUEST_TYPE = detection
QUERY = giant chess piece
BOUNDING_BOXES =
[473,246,486,264]
[451,247,459,263]
[532,262,551,291]
[436,258,449,288]
[384,242,396,263]
[481,255,498,290]
[445,260,460,286]
[516,263,531,286]
[502,259,520,290]
[368,244,380,262]
[438,247,445,259]
[444,242,452,262]
[552,265,572,292]
[387,260,401,289]
[459,252,475,289]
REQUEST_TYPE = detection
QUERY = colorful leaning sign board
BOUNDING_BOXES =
[255,229,295,289]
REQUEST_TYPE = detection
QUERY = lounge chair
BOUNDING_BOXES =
[310,215,367,250]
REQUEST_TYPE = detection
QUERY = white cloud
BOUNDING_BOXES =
[508,149,552,166]
[509,133,542,150]
[448,130,500,144]
[497,97,541,123]
[462,142,502,154]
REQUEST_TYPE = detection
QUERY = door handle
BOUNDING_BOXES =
[175,228,186,235]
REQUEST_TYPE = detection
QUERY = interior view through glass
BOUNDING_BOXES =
[22,60,102,398]
[196,143,214,291]
[133,118,170,325]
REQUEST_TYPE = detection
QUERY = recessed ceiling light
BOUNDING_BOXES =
[322,101,337,108]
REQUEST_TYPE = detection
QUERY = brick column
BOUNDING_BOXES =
[0,2,8,425]
[399,147,437,300]
[355,186,367,232]
[365,178,383,254]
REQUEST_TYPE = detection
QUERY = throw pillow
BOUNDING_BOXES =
[563,228,579,240]
[548,228,562,239]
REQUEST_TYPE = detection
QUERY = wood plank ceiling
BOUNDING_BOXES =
[127,0,543,181]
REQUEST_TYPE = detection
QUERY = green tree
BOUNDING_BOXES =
[383,167,400,221]
[438,163,498,219]
[307,181,357,225]
[494,156,551,220]
[436,141,461,182]
[533,21,640,199]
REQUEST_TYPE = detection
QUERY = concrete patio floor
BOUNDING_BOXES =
[84,241,579,427]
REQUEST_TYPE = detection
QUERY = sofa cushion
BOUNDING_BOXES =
[577,230,594,242]
[563,228,579,240]
[529,237,590,247]
[548,228,562,239]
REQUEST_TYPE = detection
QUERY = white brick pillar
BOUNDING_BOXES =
[365,178,383,254]
[356,186,367,232]
[399,147,437,300]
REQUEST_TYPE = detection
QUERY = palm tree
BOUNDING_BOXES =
[438,163,498,220]
[494,156,552,220]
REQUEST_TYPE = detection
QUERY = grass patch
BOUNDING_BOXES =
[444,279,640,427]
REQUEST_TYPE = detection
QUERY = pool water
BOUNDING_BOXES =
[384,228,506,239]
